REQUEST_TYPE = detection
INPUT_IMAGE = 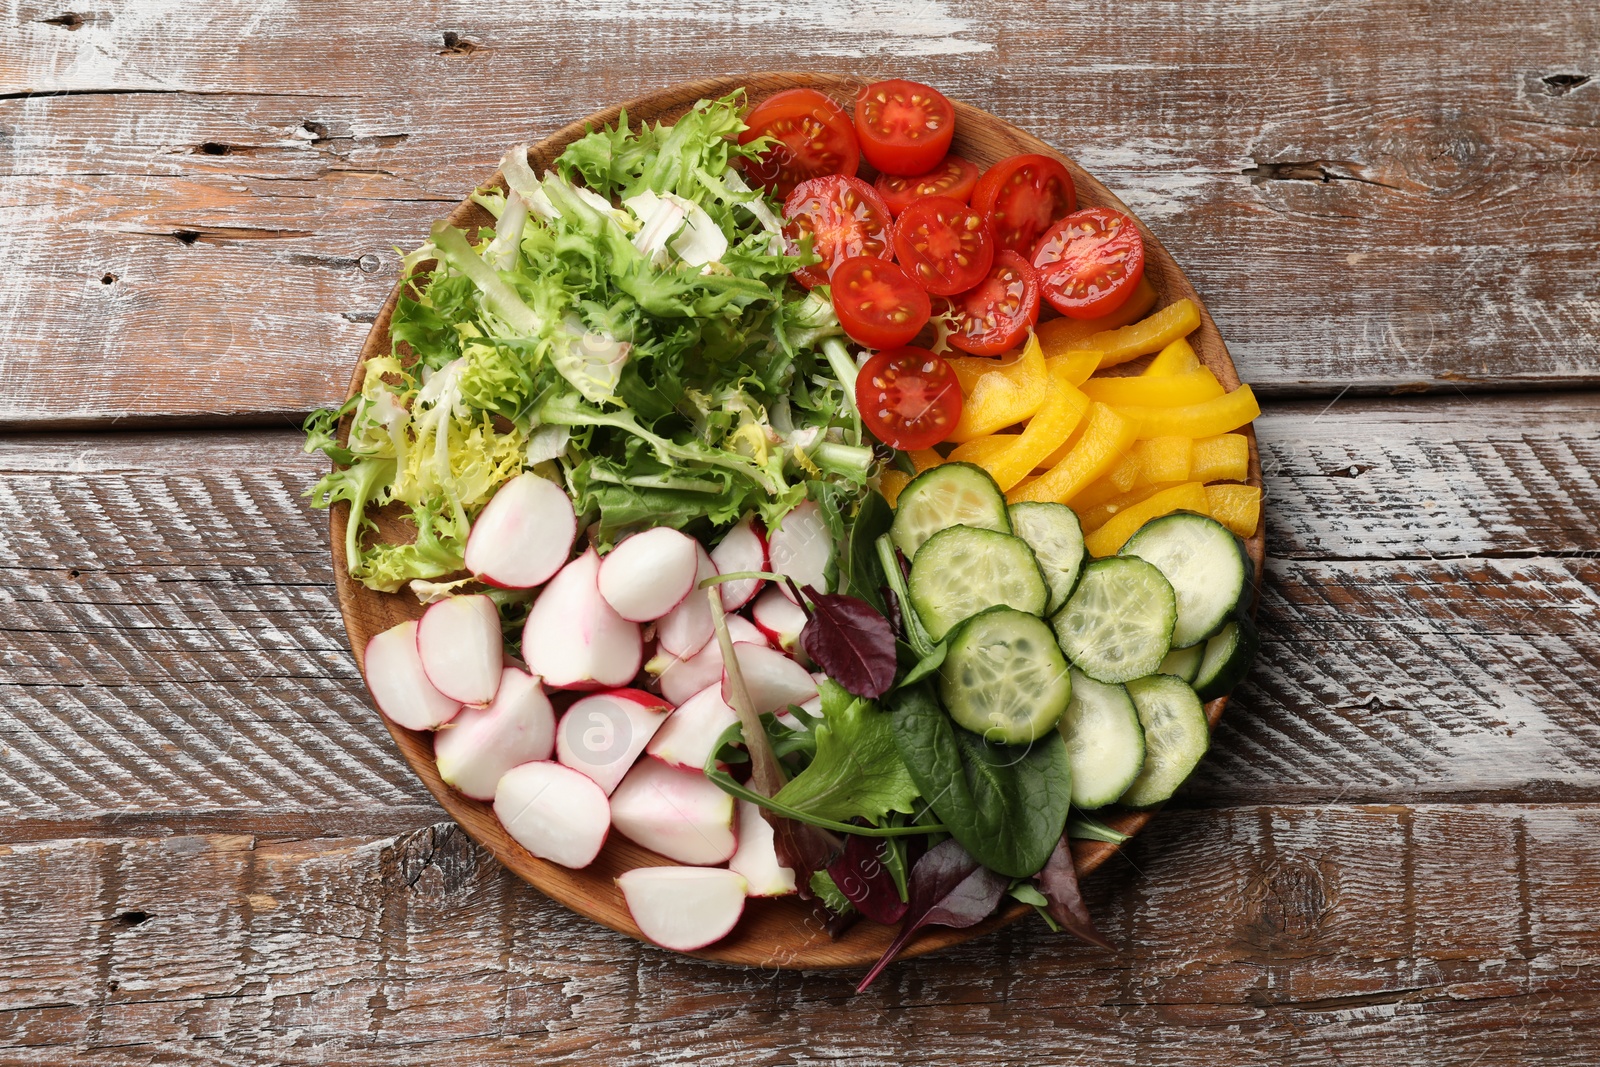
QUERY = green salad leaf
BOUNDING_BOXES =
[771,680,919,826]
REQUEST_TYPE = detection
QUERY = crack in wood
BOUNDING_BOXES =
[1542,72,1592,96]
[1242,159,1404,190]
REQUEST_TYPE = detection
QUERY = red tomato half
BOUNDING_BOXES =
[854,79,956,176]
[892,196,994,297]
[831,256,932,350]
[937,251,1041,356]
[875,155,981,216]
[783,175,894,289]
[1032,207,1146,320]
[855,347,963,451]
[971,154,1078,257]
[738,88,860,199]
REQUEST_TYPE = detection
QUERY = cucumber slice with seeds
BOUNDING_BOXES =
[1120,512,1249,649]
[1008,501,1086,614]
[1119,674,1210,808]
[1058,670,1144,809]
[909,526,1048,643]
[1051,557,1176,683]
[889,462,1010,559]
[940,607,1073,745]
[1193,617,1261,701]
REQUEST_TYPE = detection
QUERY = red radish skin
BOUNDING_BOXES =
[766,500,833,602]
[750,587,810,652]
[363,620,462,730]
[609,759,738,865]
[729,800,798,897]
[523,549,643,690]
[494,761,611,869]
[416,594,504,706]
[646,683,738,770]
[654,616,769,706]
[434,667,555,801]
[710,515,767,611]
[656,545,718,658]
[722,642,820,716]
[598,528,699,623]
[463,472,577,589]
[555,688,672,795]
[616,867,748,951]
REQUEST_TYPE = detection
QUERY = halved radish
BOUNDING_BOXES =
[654,616,770,706]
[728,800,798,897]
[656,545,718,658]
[464,472,577,589]
[710,515,767,611]
[363,620,461,730]
[434,667,555,800]
[523,549,643,690]
[647,684,738,770]
[494,761,610,869]
[767,500,832,602]
[416,594,503,706]
[616,867,747,951]
[598,528,699,623]
[610,759,737,865]
[556,688,672,795]
[723,642,819,716]
[750,587,809,652]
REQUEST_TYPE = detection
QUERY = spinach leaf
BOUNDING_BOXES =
[887,683,1072,879]
[841,490,894,616]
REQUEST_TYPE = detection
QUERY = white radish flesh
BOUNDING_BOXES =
[616,867,747,951]
[656,545,718,658]
[655,616,769,706]
[609,759,737,865]
[464,472,577,589]
[494,761,610,869]
[434,667,555,800]
[364,620,462,730]
[416,594,504,706]
[710,515,767,611]
[646,684,738,771]
[598,528,699,623]
[523,549,643,690]
[728,800,797,897]
[723,642,819,716]
[750,587,809,652]
[767,500,832,602]
[556,688,671,794]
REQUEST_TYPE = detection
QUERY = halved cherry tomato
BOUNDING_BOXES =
[892,196,994,297]
[855,346,963,451]
[854,79,956,176]
[936,251,1041,356]
[875,155,981,215]
[1032,207,1146,320]
[971,154,1077,257]
[783,175,893,289]
[831,256,932,350]
[738,89,860,199]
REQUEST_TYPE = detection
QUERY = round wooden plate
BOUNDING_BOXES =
[329,73,1266,970]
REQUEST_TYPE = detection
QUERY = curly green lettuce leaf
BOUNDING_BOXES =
[770,680,919,826]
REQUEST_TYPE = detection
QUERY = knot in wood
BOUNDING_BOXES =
[385,823,479,897]
[1240,859,1334,950]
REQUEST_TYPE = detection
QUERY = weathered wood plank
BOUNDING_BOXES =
[1,806,1597,1064]
[1,1,1597,423]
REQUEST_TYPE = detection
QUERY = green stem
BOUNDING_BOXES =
[876,533,936,659]
[705,767,946,838]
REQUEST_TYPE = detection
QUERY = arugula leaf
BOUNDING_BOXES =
[770,681,919,825]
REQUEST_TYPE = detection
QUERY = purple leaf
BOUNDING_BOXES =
[1037,834,1114,950]
[828,834,909,926]
[856,839,1008,992]
[798,586,898,698]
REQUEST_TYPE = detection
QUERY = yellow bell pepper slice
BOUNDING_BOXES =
[1083,482,1210,557]
[1142,337,1201,377]
[1136,435,1193,485]
[1035,277,1158,355]
[1191,434,1250,483]
[1117,384,1259,440]
[1006,402,1136,505]
[1077,483,1166,533]
[908,448,944,473]
[944,334,1050,442]
[1204,483,1262,538]
[1045,348,1100,388]
[947,434,1021,466]
[1076,299,1203,370]
[1080,367,1224,408]
[879,469,912,508]
[978,378,1092,491]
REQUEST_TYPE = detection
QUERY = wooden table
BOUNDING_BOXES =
[2,3,1597,1063]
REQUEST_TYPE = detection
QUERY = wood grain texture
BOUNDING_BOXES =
[2,805,1599,1064]
[2,1,1598,424]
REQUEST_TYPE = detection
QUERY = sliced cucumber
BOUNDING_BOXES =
[940,608,1073,744]
[1193,617,1261,701]
[1120,512,1249,649]
[1119,674,1209,808]
[909,526,1048,642]
[889,462,1010,559]
[1051,557,1176,683]
[1008,501,1086,613]
[1157,643,1204,683]
[1058,670,1144,809]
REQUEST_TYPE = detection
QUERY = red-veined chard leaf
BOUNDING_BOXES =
[798,585,897,698]
[856,838,1009,992]
[1036,834,1114,950]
